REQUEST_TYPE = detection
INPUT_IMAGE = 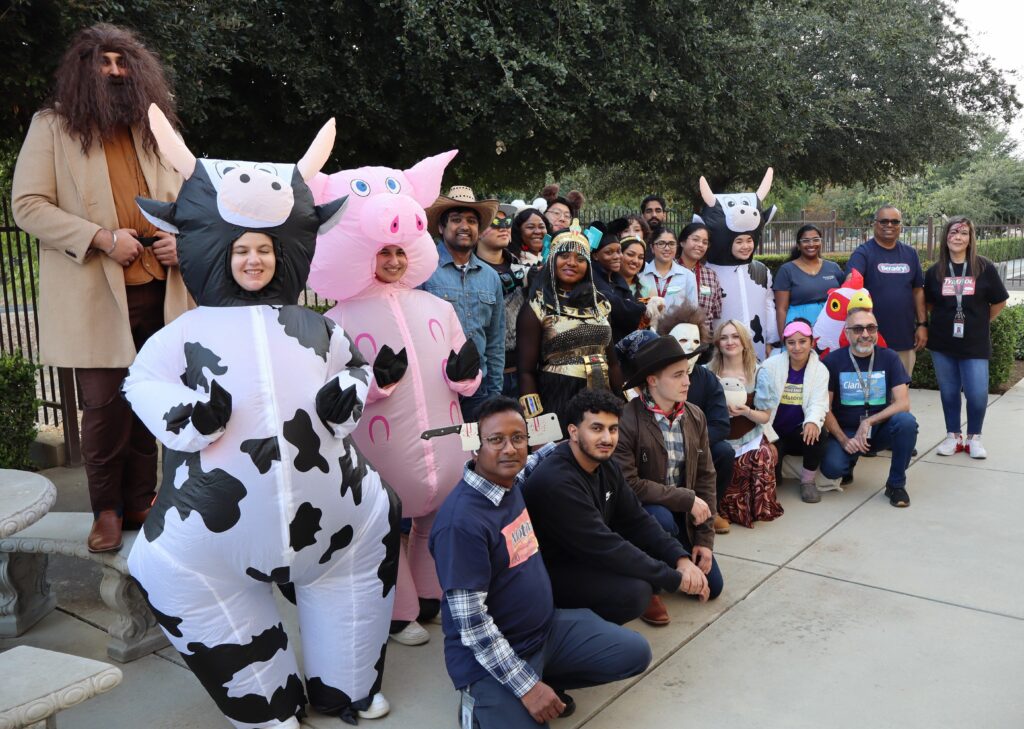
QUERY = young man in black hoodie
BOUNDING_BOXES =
[522,389,709,625]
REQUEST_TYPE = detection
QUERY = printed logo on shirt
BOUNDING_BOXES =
[779,382,803,406]
[838,371,887,406]
[501,508,540,568]
[876,262,910,274]
[821,274,837,281]
[605,491,612,502]
[941,276,976,296]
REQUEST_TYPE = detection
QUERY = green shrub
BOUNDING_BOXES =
[0,352,40,470]
[756,253,852,276]
[911,303,1024,392]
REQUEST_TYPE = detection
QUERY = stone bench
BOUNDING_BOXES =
[0,512,169,662]
[0,645,122,728]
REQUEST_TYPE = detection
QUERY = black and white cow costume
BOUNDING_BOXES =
[695,169,779,360]
[123,105,400,728]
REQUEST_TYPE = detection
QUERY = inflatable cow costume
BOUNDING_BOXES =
[695,169,779,360]
[123,105,399,728]
[306,151,481,638]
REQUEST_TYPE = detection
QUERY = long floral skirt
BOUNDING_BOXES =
[719,436,783,528]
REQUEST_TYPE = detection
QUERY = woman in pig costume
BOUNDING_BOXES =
[124,105,399,728]
[307,150,482,645]
[696,169,779,361]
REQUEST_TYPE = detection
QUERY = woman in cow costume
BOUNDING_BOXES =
[696,169,778,361]
[124,105,399,728]
[306,150,482,646]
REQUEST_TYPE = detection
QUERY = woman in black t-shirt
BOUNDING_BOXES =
[925,217,1008,459]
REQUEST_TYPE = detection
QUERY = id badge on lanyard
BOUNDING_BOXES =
[949,262,967,339]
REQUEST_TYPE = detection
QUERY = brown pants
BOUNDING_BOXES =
[76,280,166,514]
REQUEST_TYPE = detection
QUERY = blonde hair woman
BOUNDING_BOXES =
[706,320,782,527]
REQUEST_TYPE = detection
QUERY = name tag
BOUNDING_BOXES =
[699,285,712,297]
[501,508,540,568]
[941,276,975,296]
[780,382,803,406]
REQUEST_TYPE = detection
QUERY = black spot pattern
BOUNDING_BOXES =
[318,525,354,565]
[377,482,402,598]
[306,677,356,724]
[240,436,281,474]
[182,623,305,725]
[277,306,334,361]
[246,566,292,584]
[750,315,765,344]
[315,379,363,430]
[163,403,194,434]
[132,578,184,638]
[282,409,329,474]
[289,502,322,552]
[145,450,247,542]
[338,437,367,506]
[368,641,388,701]
[180,341,228,393]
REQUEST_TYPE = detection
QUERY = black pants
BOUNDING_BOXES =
[773,427,827,471]
[711,439,735,507]
[544,560,652,625]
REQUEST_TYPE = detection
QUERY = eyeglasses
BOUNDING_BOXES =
[798,236,822,244]
[845,325,879,335]
[547,210,571,221]
[653,240,676,248]
[875,219,902,227]
[482,433,529,448]
[490,218,512,229]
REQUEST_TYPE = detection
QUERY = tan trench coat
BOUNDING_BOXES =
[11,110,189,368]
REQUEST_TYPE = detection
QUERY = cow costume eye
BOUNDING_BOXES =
[351,179,371,197]
[215,161,237,178]
[385,177,401,194]
[727,200,735,207]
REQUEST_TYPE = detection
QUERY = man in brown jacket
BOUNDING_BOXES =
[11,24,189,552]
[614,331,724,625]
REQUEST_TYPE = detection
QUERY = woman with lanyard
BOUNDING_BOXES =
[640,227,698,312]
[591,231,661,343]
[925,217,1008,459]
[773,224,844,335]
[676,222,723,334]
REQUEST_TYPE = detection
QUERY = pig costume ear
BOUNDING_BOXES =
[403,150,458,208]
[148,104,196,179]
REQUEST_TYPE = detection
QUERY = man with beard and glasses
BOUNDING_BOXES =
[422,186,504,420]
[12,24,189,553]
[821,308,918,507]
[522,389,710,626]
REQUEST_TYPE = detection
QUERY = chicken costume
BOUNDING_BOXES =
[124,106,399,728]
[306,151,481,624]
[812,269,887,356]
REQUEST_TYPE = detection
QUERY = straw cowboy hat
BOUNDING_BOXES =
[426,185,499,235]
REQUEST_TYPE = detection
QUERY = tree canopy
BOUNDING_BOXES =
[1,0,1019,198]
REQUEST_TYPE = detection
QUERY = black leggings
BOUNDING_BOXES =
[773,427,827,471]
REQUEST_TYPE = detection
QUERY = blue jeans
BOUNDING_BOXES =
[820,411,918,488]
[929,350,989,434]
[642,504,724,600]
[460,388,498,422]
[461,608,651,728]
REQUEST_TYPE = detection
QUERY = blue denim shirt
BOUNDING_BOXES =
[421,243,506,396]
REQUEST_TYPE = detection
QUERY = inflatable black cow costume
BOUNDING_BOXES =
[123,105,399,728]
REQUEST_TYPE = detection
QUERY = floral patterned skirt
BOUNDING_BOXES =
[720,436,783,528]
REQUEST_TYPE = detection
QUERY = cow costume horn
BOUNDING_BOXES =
[148,104,196,179]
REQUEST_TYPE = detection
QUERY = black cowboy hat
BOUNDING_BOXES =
[616,330,705,391]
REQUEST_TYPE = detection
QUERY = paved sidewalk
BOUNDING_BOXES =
[2,386,1022,728]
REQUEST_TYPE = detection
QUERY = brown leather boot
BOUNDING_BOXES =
[123,508,151,531]
[713,514,731,534]
[88,510,123,553]
[640,595,671,626]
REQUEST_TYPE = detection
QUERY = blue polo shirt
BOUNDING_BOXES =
[847,239,924,350]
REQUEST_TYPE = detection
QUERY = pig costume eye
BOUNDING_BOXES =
[351,179,371,197]
[385,177,401,194]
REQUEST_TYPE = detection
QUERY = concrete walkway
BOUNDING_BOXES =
[2,386,1022,728]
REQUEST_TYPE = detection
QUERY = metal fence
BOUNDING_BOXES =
[0,199,81,464]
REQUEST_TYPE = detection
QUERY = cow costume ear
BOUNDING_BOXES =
[135,197,179,234]
[147,104,196,179]
[315,195,348,235]
[763,204,778,228]
[297,118,336,182]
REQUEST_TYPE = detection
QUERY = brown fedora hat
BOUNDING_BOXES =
[426,185,499,236]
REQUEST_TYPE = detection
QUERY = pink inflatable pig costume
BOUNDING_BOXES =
[308,150,481,631]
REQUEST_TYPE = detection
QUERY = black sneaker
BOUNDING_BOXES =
[841,474,854,486]
[555,689,576,718]
[885,486,910,507]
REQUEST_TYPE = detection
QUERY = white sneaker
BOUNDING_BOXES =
[936,433,962,456]
[357,693,391,720]
[966,435,987,459]
[389,620,430,646]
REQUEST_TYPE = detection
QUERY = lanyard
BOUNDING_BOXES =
[848,348,875,413]
[948,261,967,315]
[655,274,674,298]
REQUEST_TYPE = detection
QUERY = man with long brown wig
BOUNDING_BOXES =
[12,23,189,552]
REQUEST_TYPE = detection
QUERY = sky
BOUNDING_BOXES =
[954,0,1024,143]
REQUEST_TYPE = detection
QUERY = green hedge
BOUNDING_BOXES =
[911,304,1024,392]
[0,352,40,470]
